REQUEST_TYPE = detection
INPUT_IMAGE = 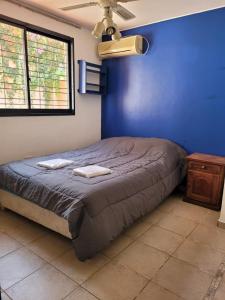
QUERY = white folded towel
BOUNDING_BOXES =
[73,165,112,178]
[37,159,73,170]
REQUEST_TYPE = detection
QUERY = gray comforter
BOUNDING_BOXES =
[0,137,186,260]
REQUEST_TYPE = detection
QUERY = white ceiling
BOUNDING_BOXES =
[19,0,225,30]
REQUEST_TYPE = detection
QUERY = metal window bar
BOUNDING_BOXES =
[0,49,68,66]
[2,39,66,58]
[26,45,66,55]
[28,55,67,65]
[0,19,73,113]
[0,49,24,58]
[0,24,26,109]
[0,56,67,69]
[0,81,67,91]
[1,31,66,51]
[28,62,67,70]
[0,38,23,45]
[0,71,66,80]
[27,39,66,51]
[0,65,25,71]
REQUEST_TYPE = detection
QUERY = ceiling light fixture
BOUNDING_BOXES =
[61,0,138,40]
[92,21,105,39]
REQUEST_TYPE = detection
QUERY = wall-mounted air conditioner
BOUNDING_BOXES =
[98,35,144,59]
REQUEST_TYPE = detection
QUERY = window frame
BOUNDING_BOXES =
[0,14,75,117]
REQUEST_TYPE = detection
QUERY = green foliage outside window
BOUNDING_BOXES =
[0,21,70,110]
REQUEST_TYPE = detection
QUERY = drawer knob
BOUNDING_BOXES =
[201,165,206,169]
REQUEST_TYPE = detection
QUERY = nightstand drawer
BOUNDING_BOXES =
[189,161,222,174]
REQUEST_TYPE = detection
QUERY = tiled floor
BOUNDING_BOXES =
[0,193,225,300]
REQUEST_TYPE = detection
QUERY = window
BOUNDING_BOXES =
[0,16,74,116]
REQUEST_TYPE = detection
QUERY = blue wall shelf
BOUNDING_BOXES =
[78,60,107,95]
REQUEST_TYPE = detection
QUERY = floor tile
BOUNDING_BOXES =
[142,209,168,225]
[173,239,225,274]
[102,235,133,258]
[1,196,222,300]
[171,201,208,222]
[7,264,77,300]
[125,220,152,239]
[28,233,72,262]
[0,248,45,289]
[201,210,220,228]
[158,195,181,213]
[52,249,109,284]
[0,211,47,244]
[188,224,225,252]
[65,287,98,300]
[136,281,181,300]
[214,280,225,300]
[0,232,22,258]
[0,210,26,232]
[10,221,47,245]
[157,214,197,237]
[115,241,168,279]
[83,261,148,300]
[154,257,212,300]
[139,225,184,254]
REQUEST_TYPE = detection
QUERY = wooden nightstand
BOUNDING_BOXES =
[184,153,225,211]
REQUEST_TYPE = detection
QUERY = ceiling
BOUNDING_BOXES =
[19,0,225,30]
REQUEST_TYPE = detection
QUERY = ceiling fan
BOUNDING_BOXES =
[60,0,138,40]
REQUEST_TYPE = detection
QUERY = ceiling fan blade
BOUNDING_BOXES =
[61,2,98,11]
[112,4,136,20]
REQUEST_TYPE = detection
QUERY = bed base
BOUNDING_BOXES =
[0,189,71,239]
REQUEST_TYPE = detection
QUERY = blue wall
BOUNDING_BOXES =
[102,8,225,155]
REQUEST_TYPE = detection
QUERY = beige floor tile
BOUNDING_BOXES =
[171,201,208,222]
[83,261,148,300]
[7,264,77,300]
[0,233,22,258]
[139,225,184,254]
[142,209,168,225]
[214,280,225,300]
[201,210,220,228]
[0,248,45,289]
[0,211,47,244]
[65,287,98,300]
[125,220,152,238]
[173,239,225,274]
[154,257,212,300]
[188,224,225,252]
[102,235,133,258]
[158,195,181,213]
[10,221,47,245]
[52,249,109,284]
[0,210,25,231]
[157,214,197,237]
[28,233,72,262]
[136,281,181,300]
[115,241,168,279]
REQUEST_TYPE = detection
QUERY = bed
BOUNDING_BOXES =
[0,137,186,260]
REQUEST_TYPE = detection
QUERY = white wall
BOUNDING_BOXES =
[0,1,101,164]
[219,181,225,228]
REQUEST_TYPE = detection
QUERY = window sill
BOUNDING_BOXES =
[0,109,75,117]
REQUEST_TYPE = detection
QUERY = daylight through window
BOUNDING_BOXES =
[0,18,74,116]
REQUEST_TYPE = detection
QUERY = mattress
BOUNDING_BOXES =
[0,137,186,260]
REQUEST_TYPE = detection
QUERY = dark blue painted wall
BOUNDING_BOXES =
[102,8,225,155]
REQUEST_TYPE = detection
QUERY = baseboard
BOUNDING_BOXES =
[217,219,225,229]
